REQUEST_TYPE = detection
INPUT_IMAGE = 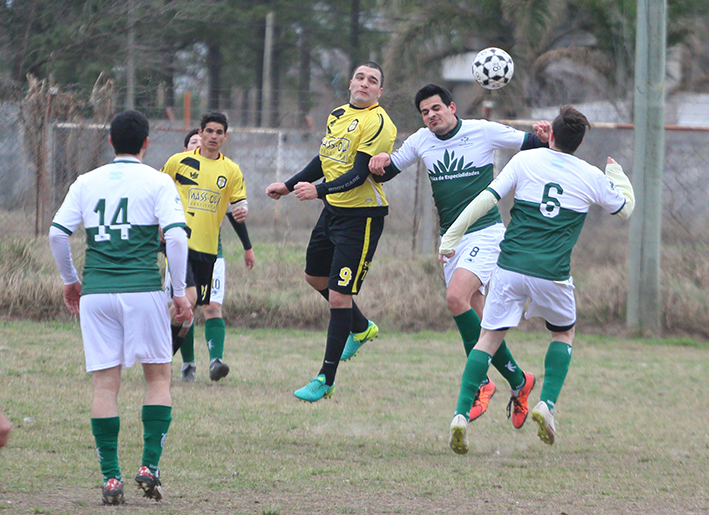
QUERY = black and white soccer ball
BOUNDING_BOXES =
[472,48,514,90]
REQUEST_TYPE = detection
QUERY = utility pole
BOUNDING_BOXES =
[627,0,666,337]
[350,0,361,71]
[261,11,275,128]
[126,0,136,110]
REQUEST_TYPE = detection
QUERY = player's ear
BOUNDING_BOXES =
[449,102,457,115]
[142,137,150,151]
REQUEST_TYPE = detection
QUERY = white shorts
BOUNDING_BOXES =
[165,256,225,305]
[209,257,225,305]
[442,223,506,292]
[481,267,577,331]
[80,291,172,372]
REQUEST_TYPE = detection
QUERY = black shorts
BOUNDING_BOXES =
[305,209,384,295]
[187,252,217,306]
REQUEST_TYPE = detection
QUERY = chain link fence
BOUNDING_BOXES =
[1,90,708,336]
[2,100,709,251]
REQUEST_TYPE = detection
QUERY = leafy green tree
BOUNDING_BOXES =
[377,0,708,128]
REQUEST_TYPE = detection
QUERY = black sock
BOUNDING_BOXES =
[317,289,368,333]
[171,325,185,356]
[318,308,352,385]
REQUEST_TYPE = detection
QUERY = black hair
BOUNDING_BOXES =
[109,110,149,155]
[414,84,454,112]
[353,61,384,88]
[200,111,228,132]
[552,105,591,154]
[183,128,199,149]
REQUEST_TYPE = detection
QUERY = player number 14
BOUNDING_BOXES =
[94,198,131,241]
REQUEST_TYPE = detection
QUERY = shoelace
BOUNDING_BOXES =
[308,377,327,390]
[506,396,523,420]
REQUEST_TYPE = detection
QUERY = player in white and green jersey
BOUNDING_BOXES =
[440,105,635,452]
[369,84,550,426]
[49,110,192,503]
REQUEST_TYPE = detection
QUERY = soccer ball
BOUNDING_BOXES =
[472,48,514,90]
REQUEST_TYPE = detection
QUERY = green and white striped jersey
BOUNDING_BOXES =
[488,148,627,281]
[390,119,528,235]
[51,158,187,294]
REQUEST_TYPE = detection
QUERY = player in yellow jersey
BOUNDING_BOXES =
[161,112,249,381]
[166,129,255,382]
[266,61,397,402]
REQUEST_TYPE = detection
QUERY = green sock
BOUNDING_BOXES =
[141,405,172,474]
[490,340,525,390]
[453,309,480,357]
[453,309,490,387]
[179,323,195,363]
[456,349,492,418]
[539,341,573,412]
[205,318,226,361]
[91,416,121,482]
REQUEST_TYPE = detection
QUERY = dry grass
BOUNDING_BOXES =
[0,211,707,341]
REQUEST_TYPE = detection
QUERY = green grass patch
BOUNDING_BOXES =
[1,321,708,514]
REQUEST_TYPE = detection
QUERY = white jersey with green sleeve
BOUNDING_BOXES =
[390,118,528,235]
[488,148,627,281]
[51,157,187,295]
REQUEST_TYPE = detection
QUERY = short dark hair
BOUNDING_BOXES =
[552,105,591,154]
[200,111,228,132]
[414,84,453,112]
[109,110,149,155]
[183,128,199,149]
[353,61,384,88]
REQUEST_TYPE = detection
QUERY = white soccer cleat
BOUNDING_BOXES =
[531,401,556,445]
[449,414,470,455]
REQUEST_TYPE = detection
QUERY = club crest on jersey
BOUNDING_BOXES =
[216,176,227,189]
[190,171,199,180]
[347,119,359,132]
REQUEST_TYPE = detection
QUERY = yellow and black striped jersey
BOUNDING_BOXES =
[161,148,246,256]
[319,102,396,210]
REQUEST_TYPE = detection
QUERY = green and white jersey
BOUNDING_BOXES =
[51,157,187,294]
[489,148,627,281]
[390,119,528,235]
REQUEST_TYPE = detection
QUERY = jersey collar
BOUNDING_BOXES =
[196,147,223,160]
[348,102,379,111]
[436,118,462,141]
[112,156,141,164]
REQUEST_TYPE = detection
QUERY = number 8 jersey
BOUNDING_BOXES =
[51,158,187,294]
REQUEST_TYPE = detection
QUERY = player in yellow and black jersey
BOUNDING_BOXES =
[266,61,397,402]
[161,112,249,381]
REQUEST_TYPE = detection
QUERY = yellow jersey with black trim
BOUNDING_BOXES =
[161,148,246,256]
[320,102,397,210]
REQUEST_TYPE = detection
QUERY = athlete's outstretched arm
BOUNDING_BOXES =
[266,156,323,200]
[293,152,372,201]
[605,157,635,220]
[438,189,499,258]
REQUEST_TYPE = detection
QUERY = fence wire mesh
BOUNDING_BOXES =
[2,103,709,250]
[1,96,708,337]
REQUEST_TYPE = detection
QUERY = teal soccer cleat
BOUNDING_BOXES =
[294,375,335,402]
[341,321,379,361]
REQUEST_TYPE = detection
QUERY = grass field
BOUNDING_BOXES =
[0,320,708,514]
